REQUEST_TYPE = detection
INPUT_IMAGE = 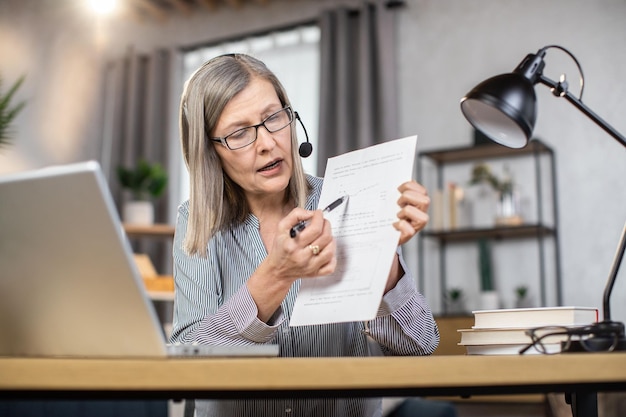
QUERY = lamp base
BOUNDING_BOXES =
[562,321,626,353]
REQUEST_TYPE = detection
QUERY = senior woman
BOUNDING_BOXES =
[170,53,439,417]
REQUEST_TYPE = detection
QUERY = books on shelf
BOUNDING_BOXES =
[458,306,599,355]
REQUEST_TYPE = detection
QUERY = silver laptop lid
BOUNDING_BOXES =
[0,161,167,357]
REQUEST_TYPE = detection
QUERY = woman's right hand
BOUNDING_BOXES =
[267,207,338,281]
[247,208,337,323]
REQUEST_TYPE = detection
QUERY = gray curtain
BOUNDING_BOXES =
[99,47,174,274]
[317,0,400,174]
[100,47,172,216]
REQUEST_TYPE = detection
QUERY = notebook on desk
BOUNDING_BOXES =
[0,160,279,358]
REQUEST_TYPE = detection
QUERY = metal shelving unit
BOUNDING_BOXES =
[417,139,562,312]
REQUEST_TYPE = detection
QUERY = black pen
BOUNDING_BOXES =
[289,194,349,238]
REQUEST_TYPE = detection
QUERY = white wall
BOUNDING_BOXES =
[1,0,624,321]
[396,0,626,319]
[0,0,105,172]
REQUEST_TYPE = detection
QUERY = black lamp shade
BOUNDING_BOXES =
[460,72,538,149]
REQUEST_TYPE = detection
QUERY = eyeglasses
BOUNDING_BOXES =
[519,325,622,355]
[210,107,294,150]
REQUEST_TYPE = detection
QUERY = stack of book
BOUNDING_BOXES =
[458,306,599,355]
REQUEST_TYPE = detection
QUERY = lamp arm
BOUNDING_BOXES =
[538,71,626,323]
[537,75,626,148]
[602,221,626,321]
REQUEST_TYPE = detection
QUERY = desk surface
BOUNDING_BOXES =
[1,354,625,399]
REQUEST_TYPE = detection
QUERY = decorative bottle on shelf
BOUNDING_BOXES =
[495,165,523,226]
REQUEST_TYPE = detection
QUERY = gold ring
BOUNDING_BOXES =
[309,244,320,256]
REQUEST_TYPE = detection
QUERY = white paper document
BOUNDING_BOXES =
[290,135,418,326]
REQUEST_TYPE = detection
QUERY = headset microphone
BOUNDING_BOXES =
[295,111,313,158]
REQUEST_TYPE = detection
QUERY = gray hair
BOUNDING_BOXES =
[179,53,309,257]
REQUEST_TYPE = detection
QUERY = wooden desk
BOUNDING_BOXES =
[433,315,474,356]
[1,354,625,416]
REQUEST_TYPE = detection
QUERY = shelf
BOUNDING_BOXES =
[123,226,176,305]
[417,139,562,311]
[123,223,175,238]
[147,291,175,301]
[422,224,555,243]
[419,140,553,164]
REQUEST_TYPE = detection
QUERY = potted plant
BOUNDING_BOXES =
[117,159,168,225]
[515,285,530,308]
[0,74,26,149]
[444,287,466,315]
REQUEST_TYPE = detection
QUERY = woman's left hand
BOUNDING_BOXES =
[384,180,430,294]
[393,180,430,246]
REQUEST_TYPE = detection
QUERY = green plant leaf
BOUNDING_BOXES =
[447,287,463,301]
[515,286,528,298]
[469,162,504,192]
[478,238,494,291]
[0,74,27,147]
[117,159,168,200]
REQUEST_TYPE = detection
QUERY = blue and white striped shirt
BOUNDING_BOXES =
[170,175,439,417]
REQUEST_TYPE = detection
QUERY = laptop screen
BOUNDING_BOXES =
[0,161,168,357]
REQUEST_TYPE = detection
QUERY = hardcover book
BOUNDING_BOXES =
[459,306,599,355]
[464,343,562,355]
[458,326,573,346]
[471,306,598,329]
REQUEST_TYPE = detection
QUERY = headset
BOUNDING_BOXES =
[294,111,312,158]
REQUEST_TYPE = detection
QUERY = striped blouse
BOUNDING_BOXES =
[170,175,439,417]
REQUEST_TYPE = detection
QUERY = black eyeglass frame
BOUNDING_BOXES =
[210,106,294,150]
[519,325,621,355]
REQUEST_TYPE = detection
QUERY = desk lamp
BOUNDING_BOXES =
[459,44,626,352]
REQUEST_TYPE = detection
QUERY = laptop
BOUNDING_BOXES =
[0,160,279,358]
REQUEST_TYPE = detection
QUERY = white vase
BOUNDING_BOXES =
[123,201,154,225]
[446,299,466,315]
[480,291,500,310]
[515,296,532,309]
